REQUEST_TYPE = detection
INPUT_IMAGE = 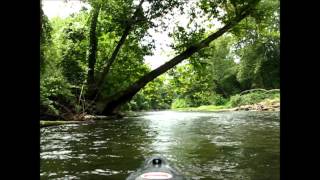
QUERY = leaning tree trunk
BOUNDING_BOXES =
[96,3,258,115]
[86,5,101,100]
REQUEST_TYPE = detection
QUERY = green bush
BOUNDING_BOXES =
[230,94,242,107]
[212,95,228,106]
[40,73,77,115]
[171,98,190,109]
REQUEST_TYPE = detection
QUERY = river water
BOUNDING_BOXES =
[40,111,280,180]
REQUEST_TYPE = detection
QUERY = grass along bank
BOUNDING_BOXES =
[173,89,280,112]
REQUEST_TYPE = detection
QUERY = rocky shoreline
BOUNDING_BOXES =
[231,100,280,111]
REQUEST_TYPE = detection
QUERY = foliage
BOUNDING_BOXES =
[212,94,228,105]
[40,69,76,116]
[40,9,85,116]
[236,36,279,89]
[168,63,216,107]
[125,75,173,111]
[56,13,90,87]
[171,98,191,109]
[233,0,279,89]
[196,35,242,97]
[167,34,240,108]
[97,38,152,99]
[40,5,53,74]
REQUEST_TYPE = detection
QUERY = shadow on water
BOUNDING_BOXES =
[41,111,279,180]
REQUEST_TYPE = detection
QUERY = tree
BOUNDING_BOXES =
[193,35,241,97]
[233,0,279,89]
[168,64,215,107]
[59,13,89,87]
[96,0,261,114]
[86,4,101,98]
[40,3,52,74]
[86,0,185,101]
[40,8,91,119]
[127,75,173,110]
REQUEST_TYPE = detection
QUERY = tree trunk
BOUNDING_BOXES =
[86,5,101,99]
[97,3,258,115]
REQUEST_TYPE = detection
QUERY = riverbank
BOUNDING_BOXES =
[174,96,280,112]
[40,100,279,127]
[173,89,280,112]
[232,98,279,111]
[41,90,280,127]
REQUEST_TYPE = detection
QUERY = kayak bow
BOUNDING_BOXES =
[126,156,186,180]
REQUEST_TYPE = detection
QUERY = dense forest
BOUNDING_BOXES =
[40,0,279,120]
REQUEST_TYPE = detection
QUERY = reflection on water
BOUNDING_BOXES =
[41,111,279,180]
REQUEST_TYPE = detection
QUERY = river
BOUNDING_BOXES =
[40,111,280,180]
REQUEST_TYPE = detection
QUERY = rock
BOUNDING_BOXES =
[84,115,96,120]
[231,99,280,112]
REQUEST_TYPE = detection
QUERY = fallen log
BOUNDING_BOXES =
[40,120,87,128]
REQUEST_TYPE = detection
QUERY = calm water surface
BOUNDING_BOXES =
[40,111,280,180]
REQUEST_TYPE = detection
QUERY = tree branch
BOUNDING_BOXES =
[94,0,145,98]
